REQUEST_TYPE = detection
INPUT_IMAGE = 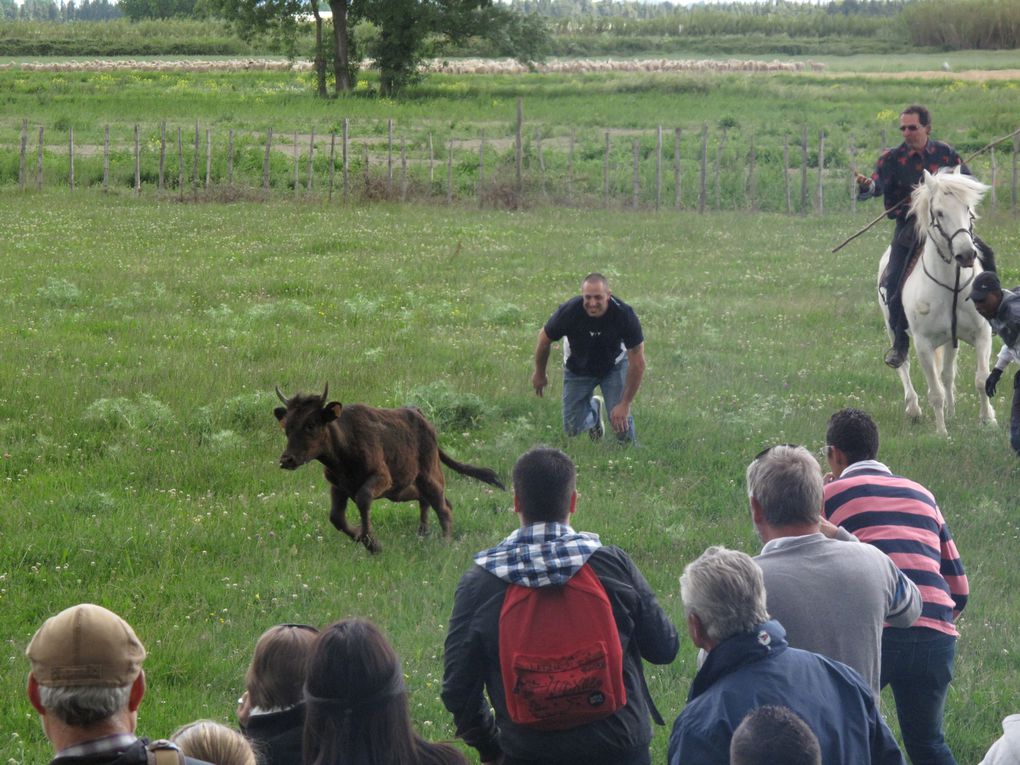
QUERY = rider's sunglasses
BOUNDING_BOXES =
[899,124,922,132]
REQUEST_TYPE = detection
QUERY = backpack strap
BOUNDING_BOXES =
[146,739,186,765]
[637,665,665,726]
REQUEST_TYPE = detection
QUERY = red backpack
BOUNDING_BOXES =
[498,563,626,730]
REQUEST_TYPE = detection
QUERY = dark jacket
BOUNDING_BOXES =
[49,738,211,765]
[667,621,905,765]
[442,545,678,764]
[242,705,304,765]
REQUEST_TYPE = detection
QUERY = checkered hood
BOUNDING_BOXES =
[474,522,602,587]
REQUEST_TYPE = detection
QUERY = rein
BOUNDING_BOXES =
[918,208,978,350]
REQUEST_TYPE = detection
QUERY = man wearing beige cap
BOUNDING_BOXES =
[26,603,211,765]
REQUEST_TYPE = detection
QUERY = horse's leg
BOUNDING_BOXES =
[940,344,958,421]
[896,356,922,421]
[975,324,998,426]
[915,339,948,436]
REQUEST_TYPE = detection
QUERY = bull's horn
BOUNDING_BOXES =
[275,385,289,404]
[321,382,329,401]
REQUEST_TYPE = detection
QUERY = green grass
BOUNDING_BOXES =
[2,189,1019,763]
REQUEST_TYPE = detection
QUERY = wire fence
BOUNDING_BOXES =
[7,102,1020,214]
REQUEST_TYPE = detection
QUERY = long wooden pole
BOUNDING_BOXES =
[832,126,1020,253]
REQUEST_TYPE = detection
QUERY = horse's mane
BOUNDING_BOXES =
[910,167,989,240]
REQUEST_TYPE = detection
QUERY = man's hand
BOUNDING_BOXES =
[532,370,548,397]
[610,402,631,434]
[855,172,874,193]
[986,368,1003,397]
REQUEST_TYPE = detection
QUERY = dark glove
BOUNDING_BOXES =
[986,368,1003,397]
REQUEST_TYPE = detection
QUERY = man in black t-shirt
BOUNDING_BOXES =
[532,273,645,442]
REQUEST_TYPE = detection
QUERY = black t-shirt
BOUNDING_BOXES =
[544,295,644,378]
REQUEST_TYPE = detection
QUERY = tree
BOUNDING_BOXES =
[361,0,549,96]
[208,0,355,96]
[120,0,199,19]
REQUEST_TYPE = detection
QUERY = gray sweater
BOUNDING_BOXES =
[755,532,921,698]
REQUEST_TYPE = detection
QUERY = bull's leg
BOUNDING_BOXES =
[353,474,391,554]
[417,500,430,537]
[421,481,453,539]
[328,487,360,542]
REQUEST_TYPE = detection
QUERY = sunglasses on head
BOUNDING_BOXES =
[754,443,801,461]
[900,124,922,132]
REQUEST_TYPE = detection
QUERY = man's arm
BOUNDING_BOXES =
[938,520,969,619]
[624,552,680,665]
[883,557,922,629]
[610,342,645,434]
[532,329,552,398]
[442,572,502,763]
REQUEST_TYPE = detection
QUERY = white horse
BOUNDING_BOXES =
[878,167,996,436]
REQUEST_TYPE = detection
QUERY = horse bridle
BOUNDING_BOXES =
[921,205,978,350]
[927,205,976,266]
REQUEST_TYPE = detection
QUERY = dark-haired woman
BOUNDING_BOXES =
[303,618,468,765]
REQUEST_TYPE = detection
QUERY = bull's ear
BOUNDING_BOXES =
[274,407,287,425]
[322,402,343,423]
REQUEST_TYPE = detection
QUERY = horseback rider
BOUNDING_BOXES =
[856,104,996,369]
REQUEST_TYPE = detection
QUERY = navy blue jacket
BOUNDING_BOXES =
[668,620,904,765]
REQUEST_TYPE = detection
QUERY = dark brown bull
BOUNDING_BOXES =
[274,384,505,553]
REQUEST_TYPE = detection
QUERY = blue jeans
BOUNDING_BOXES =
[1010,370,1020,455]
[562,358,635,442]
[881,627,958,765]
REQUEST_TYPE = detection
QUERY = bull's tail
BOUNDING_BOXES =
[439,450,506,490]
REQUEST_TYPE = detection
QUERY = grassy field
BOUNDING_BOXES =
[2,188,1019,763]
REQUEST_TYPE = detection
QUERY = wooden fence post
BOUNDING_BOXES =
[714,126,727,210]
[800,126,809,216]
[363,143,369,197]
[1012,133,1019,213]
[193,121,200,187]
[36,126,44,190]
[674,127,682,210]
[817,130,825,214]
[342,119,350,203]
[263,127,273,191]
[849,134,857,214]
[68,126,75,191]
[428,132,434,186]
[783,136,792,214]
[387,118,394,197]
[698,123,707,214]
[603,131,610,208]
[307,129,316,192]
[205,128,211,190]
[135,124,142,195]
[746,130,757,212]
[102,125,110,192]
[632,138,640,209]
[536,128,546,197]
[447,137,454,204]
[990,147,998,209]
[400,136,407,201]
[567,128,575,203]
[227,129,235,187]
[293,131,300,197]
[159,122,166,191]
[478,130,485,208]
[19,119,27,191]
[655,125,663,211]
[515,98,524,194]
[328,132,336,201]
[177,127,184,200]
